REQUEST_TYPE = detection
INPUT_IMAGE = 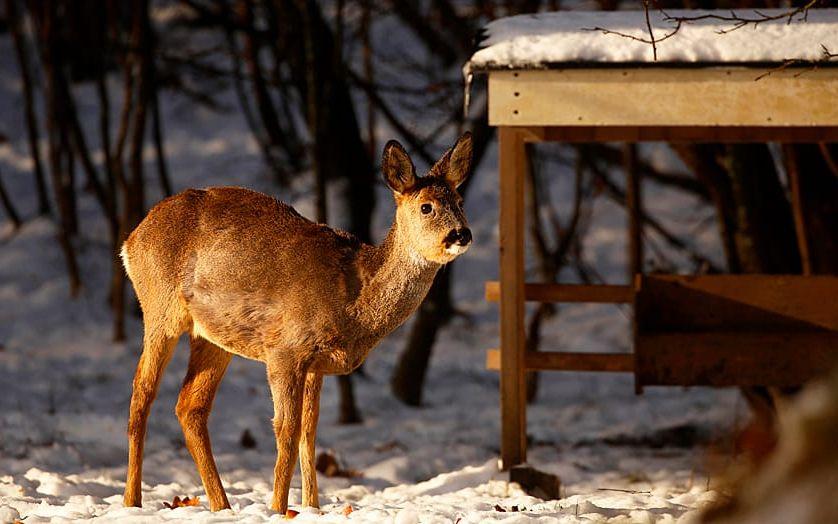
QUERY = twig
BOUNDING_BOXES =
[754,45,837,81]
[346,68,435,166]
[582,150,723,273]
[662,0,821,35]
[584,0,824,62]
[642,0,657,61]
[596,488,652,494]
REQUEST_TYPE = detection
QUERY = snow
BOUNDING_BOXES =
[0,10,745,524]
[467,8,838,69]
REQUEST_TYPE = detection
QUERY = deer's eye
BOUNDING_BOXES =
[421,203,433,215]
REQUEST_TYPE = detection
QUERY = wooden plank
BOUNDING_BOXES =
[635,275,838,332]
[487,349,634,373]
[534,126,838,143]
[498,127,528,469]
[485,281,634,303]
[635,332,838,387]
[489,68,838,127]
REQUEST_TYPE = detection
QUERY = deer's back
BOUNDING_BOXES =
[124,187,365,361]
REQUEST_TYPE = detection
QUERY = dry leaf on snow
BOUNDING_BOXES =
[315,451,362,478]
[162,495,200,509]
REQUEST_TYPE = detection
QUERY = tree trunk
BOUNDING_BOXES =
[150,90,172,197]
[276,0,375,423]
[783,144,838,275]
[7,0,51,217]
[673,144,741,272]
[0,167,23,229]
[723,144,800,274]
[238,0,294,183]
[391,268,453,406]
[39,0,81,295]
[113,0,152,342]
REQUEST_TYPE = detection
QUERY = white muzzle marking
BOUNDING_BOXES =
[445,244,469,256]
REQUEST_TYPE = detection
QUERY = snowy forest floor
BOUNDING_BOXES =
[0,19,746,523]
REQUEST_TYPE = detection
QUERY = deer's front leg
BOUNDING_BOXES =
[267,359,306,514]
[299,372,323,508]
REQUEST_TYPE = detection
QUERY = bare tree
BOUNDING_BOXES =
[7,0,51,217]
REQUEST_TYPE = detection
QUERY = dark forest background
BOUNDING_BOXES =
[0,0,836,425]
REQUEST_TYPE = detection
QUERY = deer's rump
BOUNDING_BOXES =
[124,186,363,362]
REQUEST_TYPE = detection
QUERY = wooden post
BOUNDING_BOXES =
[624,143,643,279]
[498,127,527,469]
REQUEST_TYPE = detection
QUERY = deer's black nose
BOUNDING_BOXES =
[457,228,472,246]
[446,227,472,246]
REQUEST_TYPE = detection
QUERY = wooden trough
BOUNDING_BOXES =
[486,276,838,388]
[467,9,838,469]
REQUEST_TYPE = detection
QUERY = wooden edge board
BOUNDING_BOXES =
[489,68,838,128]
[486,349,634,372]
[485,281,634,303]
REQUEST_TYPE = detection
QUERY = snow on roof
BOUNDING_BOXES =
[467,8,838,70]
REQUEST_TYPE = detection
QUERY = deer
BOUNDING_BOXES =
[120,133,473,514]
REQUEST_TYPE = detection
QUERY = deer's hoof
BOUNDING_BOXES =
[123,494,142,508]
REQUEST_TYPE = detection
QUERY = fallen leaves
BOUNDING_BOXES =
[342,505,354,516]
[493,504,521,512]
[162,495,200,509]
[315,451,362,478]
[285,508,299,519]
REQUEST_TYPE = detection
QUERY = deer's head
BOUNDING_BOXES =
[383,133,473,264]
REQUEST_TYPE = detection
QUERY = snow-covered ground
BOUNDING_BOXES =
[0,11,745,523]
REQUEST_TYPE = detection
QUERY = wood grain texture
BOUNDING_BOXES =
[486,349,634,373]
[634,275,838,387]
[489,68,838,127]
[485,281,634,303]
[635,275,838,332]
[498,127,527,469]
[635,332,838,387]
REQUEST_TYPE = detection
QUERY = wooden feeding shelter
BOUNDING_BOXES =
[464,8,838,469]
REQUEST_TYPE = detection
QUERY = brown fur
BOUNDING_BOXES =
[121,134,473,513]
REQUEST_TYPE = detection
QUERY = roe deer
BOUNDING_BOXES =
[121,133,473,513]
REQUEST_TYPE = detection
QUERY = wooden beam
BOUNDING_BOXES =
[498,127,527,469]
[635,275,838,332]
[531,126,838,143]
[489,68,838,128]
[485,281,634,303]
[635,332,838,387]
[486,349,634,373]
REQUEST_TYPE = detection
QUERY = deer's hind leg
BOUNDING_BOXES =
[124,317,182,508]
[176,336,233,511]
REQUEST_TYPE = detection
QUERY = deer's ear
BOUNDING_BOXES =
[432,132,473,188]
[382,140,416,194]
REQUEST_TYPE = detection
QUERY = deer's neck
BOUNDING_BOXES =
[350,221,440,345]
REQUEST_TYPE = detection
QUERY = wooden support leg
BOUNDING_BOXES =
[499,127,527,469]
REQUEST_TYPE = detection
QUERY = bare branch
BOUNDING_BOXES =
[584,0,826,62]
